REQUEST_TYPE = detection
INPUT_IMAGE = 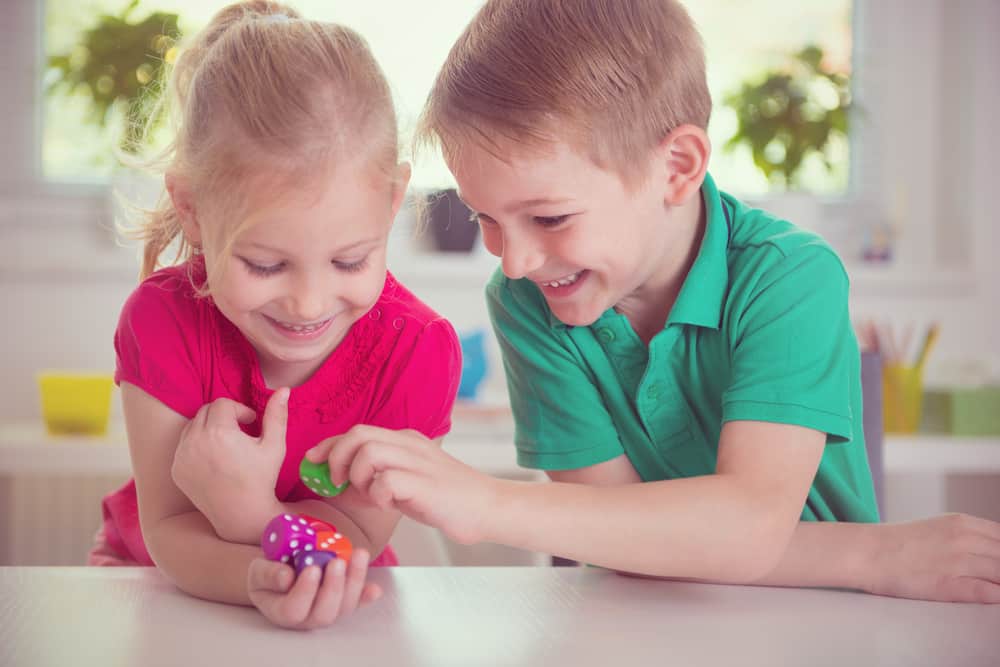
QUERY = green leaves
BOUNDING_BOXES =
[46,0,181,152]
[723,44,852,189]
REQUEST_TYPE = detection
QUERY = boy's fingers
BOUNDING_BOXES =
[259,388,289,449]
[305,437,336,463]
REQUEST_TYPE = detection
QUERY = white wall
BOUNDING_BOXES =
[2,0,998,423]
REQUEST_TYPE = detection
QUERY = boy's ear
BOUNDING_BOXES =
[657,124,711,206]
[164,172,201,247]
[389,161,412,223]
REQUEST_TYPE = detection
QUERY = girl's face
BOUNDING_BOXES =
[204,163,408,388]
[450,140,688,328]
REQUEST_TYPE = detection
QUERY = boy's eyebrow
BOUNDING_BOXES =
[457,192,574,215]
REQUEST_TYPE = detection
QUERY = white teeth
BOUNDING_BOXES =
[275,319,327,333]
[546,272,581,288]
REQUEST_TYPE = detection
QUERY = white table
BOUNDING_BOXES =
[2,567,998,667]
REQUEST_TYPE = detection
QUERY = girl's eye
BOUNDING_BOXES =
[534,215,568,227]
[240,257,284,276]
[333,257,369,273]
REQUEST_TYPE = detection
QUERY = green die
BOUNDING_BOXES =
[299,458,349,497]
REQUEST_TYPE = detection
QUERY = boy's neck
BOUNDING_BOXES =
[615,194,706,344]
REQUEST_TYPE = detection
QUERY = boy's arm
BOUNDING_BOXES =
[122,383,393,605]
[549,448,1000,603]
[490,419,823,582]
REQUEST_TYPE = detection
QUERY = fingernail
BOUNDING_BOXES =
[333,559,347,576]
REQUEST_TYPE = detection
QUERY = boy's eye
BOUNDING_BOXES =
[240,257,284,276]
[534,215,568,227]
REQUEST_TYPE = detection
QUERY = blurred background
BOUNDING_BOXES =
[1,0,998,566]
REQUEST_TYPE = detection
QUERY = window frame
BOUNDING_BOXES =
[0,0,984,288]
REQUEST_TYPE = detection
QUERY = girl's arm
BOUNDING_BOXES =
[121,383,387,610]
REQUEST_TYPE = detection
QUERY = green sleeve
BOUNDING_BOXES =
[485,270,624,470]
[722,245,857,443]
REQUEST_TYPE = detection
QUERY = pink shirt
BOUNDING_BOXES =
[98,259,461,566]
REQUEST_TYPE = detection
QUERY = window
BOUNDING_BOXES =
[42,0,852,196]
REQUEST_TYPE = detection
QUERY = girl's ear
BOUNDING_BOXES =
[165,172,201,246]
[657,124,711,206]
[389,161,413,222]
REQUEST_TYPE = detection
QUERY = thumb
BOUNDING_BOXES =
[259,387,289,448]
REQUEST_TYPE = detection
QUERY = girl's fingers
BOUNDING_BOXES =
[203,398,256,428]
[248,558,295,595]
[336,549,371,618]
[306,558,348,627]
[276,565,323,626]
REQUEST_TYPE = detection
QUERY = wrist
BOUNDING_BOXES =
[845,522,885,593]
[217,496,284,545]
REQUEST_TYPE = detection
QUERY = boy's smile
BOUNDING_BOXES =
[451,139,699,331]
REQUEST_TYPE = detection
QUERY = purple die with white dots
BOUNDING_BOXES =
[293,549,337,575]
[260,513,318,563]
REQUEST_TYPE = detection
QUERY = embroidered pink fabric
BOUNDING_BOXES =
[90,259,461,567]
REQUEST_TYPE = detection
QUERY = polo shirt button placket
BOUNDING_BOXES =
[646,382,663,401]
[597,327,616,344]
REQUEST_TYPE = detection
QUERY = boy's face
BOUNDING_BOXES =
[451,140,686,327]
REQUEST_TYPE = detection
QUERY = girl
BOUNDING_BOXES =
[308,0,1000,604]
[89,1,461,630]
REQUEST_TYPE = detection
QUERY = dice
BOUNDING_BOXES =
[300,457,349,498]
[316,528,353,562]
[293,549,338,575]
[260,513,318,563]
[260,512,353,570]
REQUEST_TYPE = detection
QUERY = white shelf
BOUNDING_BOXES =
[883,434,1000,474]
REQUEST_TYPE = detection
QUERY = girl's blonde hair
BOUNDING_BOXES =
[127,1,399,283]
[416,0,711,189]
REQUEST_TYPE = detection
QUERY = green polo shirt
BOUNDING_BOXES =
[486,173,879,522]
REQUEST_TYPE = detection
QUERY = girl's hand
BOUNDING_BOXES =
[866,513,1000,603]
[171,389,289,542]
[247,549,382,630]
[306,426,498,545]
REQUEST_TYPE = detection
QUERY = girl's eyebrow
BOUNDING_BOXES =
[237,237,383,254]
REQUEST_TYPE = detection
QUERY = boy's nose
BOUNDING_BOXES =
[500,233,544,280]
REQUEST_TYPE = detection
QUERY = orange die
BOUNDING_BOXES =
[316,529,353,562]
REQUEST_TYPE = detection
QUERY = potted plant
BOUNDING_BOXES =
[46,0,181,153]
[722,44,851,190]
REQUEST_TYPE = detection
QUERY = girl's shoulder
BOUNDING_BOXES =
[374,271,449,330]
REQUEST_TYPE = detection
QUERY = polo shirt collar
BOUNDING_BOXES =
[665,172,730,330]
[545,172,731,331]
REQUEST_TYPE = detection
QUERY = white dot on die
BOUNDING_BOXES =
[291,540,299,548]
[268,532,277,543]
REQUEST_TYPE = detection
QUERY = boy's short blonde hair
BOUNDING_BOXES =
[418,0,711,188]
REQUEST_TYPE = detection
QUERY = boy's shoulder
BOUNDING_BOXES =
[723,192,848,284]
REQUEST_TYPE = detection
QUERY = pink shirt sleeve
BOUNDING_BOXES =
[371,318,462,439]
[114,276,205,420]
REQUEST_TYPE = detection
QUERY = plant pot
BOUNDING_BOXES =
[427,189,480,253]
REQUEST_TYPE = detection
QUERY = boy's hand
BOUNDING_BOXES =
[247,549,382,630]
[171,389,289,542]
[866,513,1000,603]
[305,426,498,545]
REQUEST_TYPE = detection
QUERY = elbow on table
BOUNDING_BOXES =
[717,516,797,584]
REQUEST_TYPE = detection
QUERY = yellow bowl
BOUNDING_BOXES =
[37,371,114,436]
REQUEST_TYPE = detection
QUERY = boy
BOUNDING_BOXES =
[310,0,1000,602]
